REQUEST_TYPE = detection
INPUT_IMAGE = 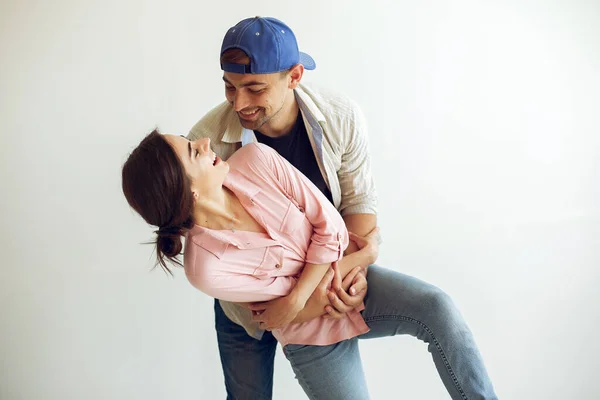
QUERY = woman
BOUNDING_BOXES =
[122,129,374,346]
[122,130,496,399]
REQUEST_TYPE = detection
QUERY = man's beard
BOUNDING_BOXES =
[238,110,268,130]
[237,99,287,132]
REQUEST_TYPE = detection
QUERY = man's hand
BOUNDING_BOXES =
[248,293,305,331]
[323,263,368,319]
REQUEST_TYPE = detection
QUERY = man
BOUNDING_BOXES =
[188,16,497,400]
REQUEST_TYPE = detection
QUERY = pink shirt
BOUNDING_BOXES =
[184,143,369,346]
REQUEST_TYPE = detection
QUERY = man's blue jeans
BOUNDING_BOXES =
[214,265,497,399]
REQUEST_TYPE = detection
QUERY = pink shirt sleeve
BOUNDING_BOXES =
[251,143,349,265]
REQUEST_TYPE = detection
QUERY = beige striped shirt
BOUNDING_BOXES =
[188,83,377,339]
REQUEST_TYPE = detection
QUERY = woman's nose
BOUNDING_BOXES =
[195,138,211,152]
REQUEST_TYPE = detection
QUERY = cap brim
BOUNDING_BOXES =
[299,52,316,70]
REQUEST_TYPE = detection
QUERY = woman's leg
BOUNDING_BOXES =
[283,338,370,400]
[359,265,498,400]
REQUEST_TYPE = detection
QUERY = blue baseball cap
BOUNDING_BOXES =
[220,16,316,74]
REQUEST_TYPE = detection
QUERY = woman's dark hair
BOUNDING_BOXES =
[121,129,194,275]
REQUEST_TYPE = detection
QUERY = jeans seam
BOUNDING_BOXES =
[284,348,318,400]
[363,314,468,400]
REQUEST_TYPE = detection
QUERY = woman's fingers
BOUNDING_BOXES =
[323,304,345,319]
[341,266,361,291]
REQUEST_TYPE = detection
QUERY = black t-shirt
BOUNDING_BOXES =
[254,112,334,204]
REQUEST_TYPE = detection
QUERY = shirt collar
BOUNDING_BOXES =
[295,85,326,123]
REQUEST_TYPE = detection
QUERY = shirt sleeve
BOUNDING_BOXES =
[337,101,378,216]
[250,143,349,265]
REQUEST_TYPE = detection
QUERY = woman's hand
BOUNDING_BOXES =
[248,293,306,331]
[348,226,380,267]
[323,263,368,319]
[291,268,335,324]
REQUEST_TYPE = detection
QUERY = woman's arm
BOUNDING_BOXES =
[247,240,375,327]
[251,143,350,265]
[290,263,367,324]
[247,261,330,330]
[289,262,331,307]
[288,229,378,323]
[239,144,351,328]
[336,236,377,277]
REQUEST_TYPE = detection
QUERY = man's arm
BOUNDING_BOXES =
[337,100,377,222]
[323,99,379,314]
[286,99,380,320]
[342,214,378,257]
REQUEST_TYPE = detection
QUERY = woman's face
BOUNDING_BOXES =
[163,134,229,194]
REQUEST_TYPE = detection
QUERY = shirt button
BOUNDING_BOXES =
[275,263,281,269]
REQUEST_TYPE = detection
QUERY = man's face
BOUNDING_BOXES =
[223,71,290,132]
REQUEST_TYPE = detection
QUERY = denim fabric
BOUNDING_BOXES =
[214,300,277,400]
[215,266,497,399]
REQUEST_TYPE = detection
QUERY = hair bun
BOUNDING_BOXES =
[155,227,183,258]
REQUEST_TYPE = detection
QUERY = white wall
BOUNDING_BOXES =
[1,0,599,399]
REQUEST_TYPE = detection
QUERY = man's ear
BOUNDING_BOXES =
[288,64,304,89]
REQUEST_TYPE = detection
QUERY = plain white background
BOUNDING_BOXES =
[1,0,599,399]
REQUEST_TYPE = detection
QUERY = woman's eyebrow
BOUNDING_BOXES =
[178,135,193,159]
